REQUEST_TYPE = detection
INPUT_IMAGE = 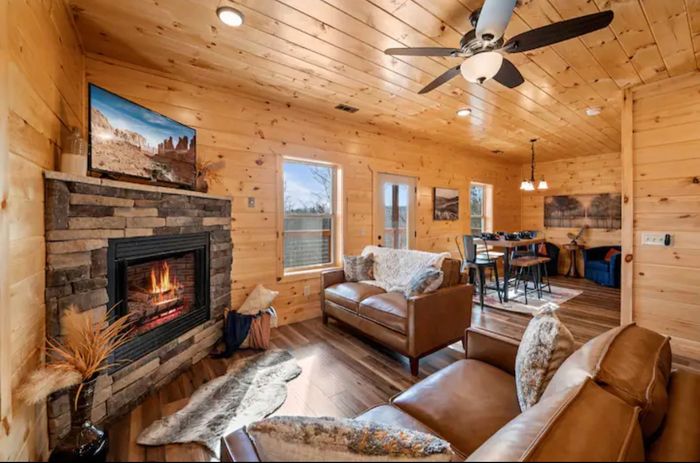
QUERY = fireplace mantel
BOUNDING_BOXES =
[43,171,232,447]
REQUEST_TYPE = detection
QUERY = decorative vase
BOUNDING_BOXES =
[48,377,108,463]
[195,175,209,193]
[59,127,87,176]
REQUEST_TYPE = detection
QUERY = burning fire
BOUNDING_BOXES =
[150,261,181,305]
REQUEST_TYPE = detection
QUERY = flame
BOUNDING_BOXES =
[149,261,181,304]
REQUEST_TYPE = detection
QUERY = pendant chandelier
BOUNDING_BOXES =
[520,139,548,191]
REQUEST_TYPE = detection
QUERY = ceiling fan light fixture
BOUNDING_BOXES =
[460,52,503,84]
[456,108,472,117]
[217,6,245,27]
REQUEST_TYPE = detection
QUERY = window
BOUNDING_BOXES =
[283,159,338,271]
[470,183,493,235]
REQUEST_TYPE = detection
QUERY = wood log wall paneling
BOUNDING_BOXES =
[521,152,622,275]
[85,55,522,327]
[627,71,700,363]
[0,0,85,460]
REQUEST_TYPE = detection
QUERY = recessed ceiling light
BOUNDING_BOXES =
[456,108,472,117]
[586,106,602,116]
[217,6,245,27]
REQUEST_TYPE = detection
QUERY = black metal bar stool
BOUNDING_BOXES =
[461,235,503,309]
[511,256,542,305]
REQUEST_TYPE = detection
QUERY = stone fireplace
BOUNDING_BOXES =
[44,171,232,447]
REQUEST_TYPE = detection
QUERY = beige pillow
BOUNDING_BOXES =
[515,303,575,411]
[247,416,454,462]
[238,284,279,316]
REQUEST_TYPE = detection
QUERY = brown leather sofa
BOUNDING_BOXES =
[222,324,700,462]
[320,258,472,376]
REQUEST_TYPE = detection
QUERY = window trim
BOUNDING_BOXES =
[279,156,343,278]
[470,182,494,235]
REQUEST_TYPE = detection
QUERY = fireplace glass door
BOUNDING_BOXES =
[108,233,210,365]
[126,252,197,336]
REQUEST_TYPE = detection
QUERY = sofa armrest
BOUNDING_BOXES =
[407,284,473,357]
[221,428,260,462]
[321,268,345,289]
[465,327,520,376]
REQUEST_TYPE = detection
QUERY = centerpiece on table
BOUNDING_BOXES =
[20,306,132,463]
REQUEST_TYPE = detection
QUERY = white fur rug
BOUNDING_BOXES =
[137,350,301,455]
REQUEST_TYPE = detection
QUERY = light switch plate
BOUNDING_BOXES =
[641,232,670,246]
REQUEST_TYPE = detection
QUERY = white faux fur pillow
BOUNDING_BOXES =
[239,284,279,316]
[515,303,575,411]
[247,416,454,462]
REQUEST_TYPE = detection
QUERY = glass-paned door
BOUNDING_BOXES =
[375,174,416,249]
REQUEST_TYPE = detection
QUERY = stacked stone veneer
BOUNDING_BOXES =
[43,172,232,447]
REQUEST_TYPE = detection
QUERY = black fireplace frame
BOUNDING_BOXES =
[107,233,210,365]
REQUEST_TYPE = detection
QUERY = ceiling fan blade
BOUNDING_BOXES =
[504,10,614,53]
[419,66,462,94]
[476,0,517,41]
[385,47,460,57]
[492,58,524,88]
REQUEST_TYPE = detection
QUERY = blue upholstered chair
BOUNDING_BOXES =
[583,246,622,288]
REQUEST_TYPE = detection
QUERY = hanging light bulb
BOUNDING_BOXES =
[538,178,549,190]
[460,52,504,84]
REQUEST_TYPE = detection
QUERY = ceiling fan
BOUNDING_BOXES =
[385,0,614,93]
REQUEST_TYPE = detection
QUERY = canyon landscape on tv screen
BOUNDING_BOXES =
[89,84,196,187]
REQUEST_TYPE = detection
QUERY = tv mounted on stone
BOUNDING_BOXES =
[88,83,197,188]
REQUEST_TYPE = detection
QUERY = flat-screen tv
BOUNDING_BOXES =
[88,84,196,188]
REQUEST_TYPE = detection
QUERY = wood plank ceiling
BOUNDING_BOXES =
[68,0,700,162]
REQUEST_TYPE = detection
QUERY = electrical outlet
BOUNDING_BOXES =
[303,285,311,297]
[641,232,671,247]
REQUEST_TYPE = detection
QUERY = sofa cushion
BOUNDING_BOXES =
[542,324,672,440]
[467,378,644,462]
[586,260,609,271]
[647,369,700,462]
[392,359,520,456]
[439,258,462,288]
[359,293,408,335]
[325,283,385,313]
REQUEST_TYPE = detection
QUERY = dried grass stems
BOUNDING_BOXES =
[20,305,133,410]
[196,159,224,185]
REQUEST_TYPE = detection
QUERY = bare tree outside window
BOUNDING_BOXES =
[283,160,336,270]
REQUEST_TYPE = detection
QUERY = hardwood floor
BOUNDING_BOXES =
[104,276,692,462]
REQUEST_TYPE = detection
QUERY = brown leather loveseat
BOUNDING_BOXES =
[222,324,700,462]
[321,256,473,376]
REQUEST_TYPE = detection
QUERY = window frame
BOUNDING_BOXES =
[470,182,494,235]
[280,157,342,277]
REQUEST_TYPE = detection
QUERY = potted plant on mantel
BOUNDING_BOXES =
[20,306,132,463]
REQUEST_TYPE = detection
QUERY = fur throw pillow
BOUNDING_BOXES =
[247,416,454,462]
[344,254,374,282]
[515,303,575,411]
[403,267,444,299]
[239,284,279,316]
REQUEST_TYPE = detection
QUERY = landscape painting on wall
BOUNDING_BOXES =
[89,84,196,188]
[544,193,622,229]
[434,187,459,221]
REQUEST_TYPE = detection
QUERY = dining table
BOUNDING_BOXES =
[482,236,545,303]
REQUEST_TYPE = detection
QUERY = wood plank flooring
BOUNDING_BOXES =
[104,276,693,461]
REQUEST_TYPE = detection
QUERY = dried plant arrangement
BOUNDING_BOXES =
[195,159,225,193]
[20,306,133,408]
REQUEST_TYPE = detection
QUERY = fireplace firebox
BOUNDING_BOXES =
[108,233,210,365]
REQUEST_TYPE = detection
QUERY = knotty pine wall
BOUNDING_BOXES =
[521,152,622,275]
[0,0,85,460]
[624,73,700,363]
[86,55,522,326]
